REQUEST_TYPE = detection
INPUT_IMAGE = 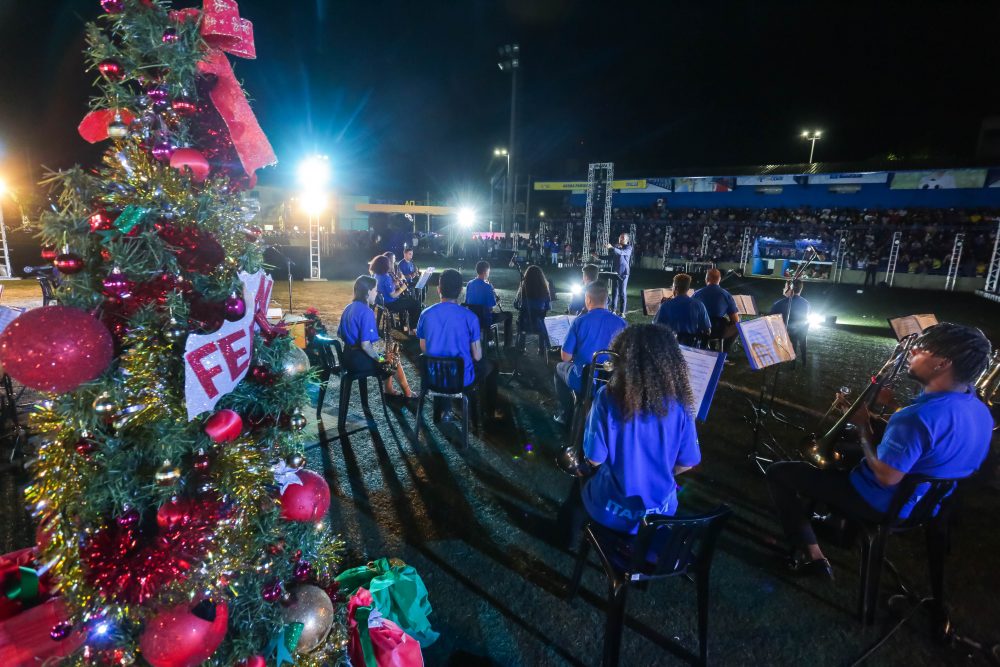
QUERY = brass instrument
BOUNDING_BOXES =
[557,350,619,477]
[803,334,917,469]
[975,350,1000,430]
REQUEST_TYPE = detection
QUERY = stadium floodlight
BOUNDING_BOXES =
[570,284,582,296]
[297,154,331,192]
[801,130,822,164]
[457,207,476,229]
[808,313,825,328]
[539,210,546,218]
[300,191,327,216]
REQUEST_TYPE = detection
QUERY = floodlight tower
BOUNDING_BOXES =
[298,155,330,281]
[801,130,822,164]
[498,44,520,234]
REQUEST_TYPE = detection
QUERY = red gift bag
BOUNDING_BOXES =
[348,588,423,667]
[0,547,53,621]
[0,597,84,666]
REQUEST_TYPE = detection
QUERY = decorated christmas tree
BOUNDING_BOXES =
[0,1,346,665]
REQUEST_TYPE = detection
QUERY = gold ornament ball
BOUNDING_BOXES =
[154,460,182,486]
[285,452,306,469]
[281,346,311,378]
[289,410,307,432]
[280,585,334,653]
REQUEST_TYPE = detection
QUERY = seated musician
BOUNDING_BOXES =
[398,246,419,286]
[559,324,702,540]
[693,268,739,352]
[336,276,383,374]
[766,323,994,579]
[769,279,810,364]
[416,268,499,419]
[653,272,711,347]
[464,261,513,348]
[369,254,421,335]
[567,264,601,315]
[513,264,552,355]
[554,282,627,425]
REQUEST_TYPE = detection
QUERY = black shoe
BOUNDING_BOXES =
[787,554,834,581]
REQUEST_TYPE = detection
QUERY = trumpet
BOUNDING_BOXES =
[803,335,916,469]
[975,350,1000,430]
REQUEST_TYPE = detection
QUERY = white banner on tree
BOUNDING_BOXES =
[184,270,273,420]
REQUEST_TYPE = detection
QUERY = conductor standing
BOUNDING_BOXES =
[606,233,633,314]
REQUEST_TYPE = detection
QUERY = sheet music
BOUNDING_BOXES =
[544,314,577,347]
[732,294,758,316]
[414,267,436,290]
[738,314,795,370]
[641,287,696,316]
[679,345,725,421]
[0,306,24,335]
[888,313,938,341]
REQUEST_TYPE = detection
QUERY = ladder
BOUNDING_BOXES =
[306,216,322,280]
[582,162,614,261]
[944,233,965,291]
[700,225,711,259]
[0,211,11,278]
[738,226,753,273]
[984,220,1000,295]
[512,223,519,252]
[885,231,902,287]
[661,225,673,268]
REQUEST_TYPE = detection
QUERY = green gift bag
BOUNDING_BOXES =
[336,558,438,646]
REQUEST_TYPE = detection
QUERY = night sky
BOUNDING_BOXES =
[1,0,998,200]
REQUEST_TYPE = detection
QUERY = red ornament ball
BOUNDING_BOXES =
[0,306,114,393]
[102,268,134,298]
[89,210,115,232]
[280,470,331,522]
[204,409,242,443]
[138,600,228,667]
[97,59,124,81]
[40,245,58,261]
[238,657,267,667]
[169,148,210,183]
[176,235,225,274]
[172,98,197,116]
[53,253,85,274]
[100,0,124,13]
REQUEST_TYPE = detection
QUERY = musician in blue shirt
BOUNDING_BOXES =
[769,279,811,363]
[767,323,994,579]
[693,268,740,352]
[568,264,600,315]
[605,233,633,314]
[654,273,711,346]
[417,268,499,417]
[464,261,513,347]
[398,247,419,284]
[553,282,627,424]
[370,254,422,334]
[337,276,383,374]
[559,324,701,540]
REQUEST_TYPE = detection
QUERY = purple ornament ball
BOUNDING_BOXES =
[151,141,174,162]
[100,0,124,13]
[223,293,246,322]
[162,27,179,43]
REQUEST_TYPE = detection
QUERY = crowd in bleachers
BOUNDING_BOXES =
[539,206,999,276]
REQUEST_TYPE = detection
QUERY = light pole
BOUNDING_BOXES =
[498,44,519,234]
[0,177,18,280]
[801,130,822,164]
[492,147,509,233]
[298,155,330,282]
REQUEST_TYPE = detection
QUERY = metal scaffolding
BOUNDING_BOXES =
[582,162,614,259]
[304,215,324,281]
[885,231,903,287]
[944,233,965,291]
[738,226,753,273]
[833,231,848,283]
[700,226,711,259]
[661,226,673,268]
[512,223,520,252]
[984,220,1000,295]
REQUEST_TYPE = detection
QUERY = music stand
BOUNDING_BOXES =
[270,246,295,312]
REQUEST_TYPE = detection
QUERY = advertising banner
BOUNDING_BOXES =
[736,174,799,186]
[533,180,647,191]
[809,172,888,185]
[890,169,987,190]
[673,177,735,193]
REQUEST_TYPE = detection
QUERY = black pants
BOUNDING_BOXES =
[710,317,738,354]
[491,311,514,347]
[387,297,422,331]
[789,329,808,364]
[342,347,378,375]
[516,311,550,356]
[475,359,499,415]
[766,461,883,550]
[864,267,878,287]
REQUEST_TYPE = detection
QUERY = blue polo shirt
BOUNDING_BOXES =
[769,295,811,332]
[375,272,397,304]
[850,390,992,517]
[398,259,416,278]
[337,301,380,347]
[563,308,627,392]
[582,387,701,533]
[693,284,738,319]
[654,295,711,335]
[416,301,481,386]
[610,245,633,277]
[465,278,497,308]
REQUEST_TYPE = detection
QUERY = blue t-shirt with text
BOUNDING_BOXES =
[583,387,701,533]
[563,308,627,392]
[416,301,481,386]
[850,390,992,516]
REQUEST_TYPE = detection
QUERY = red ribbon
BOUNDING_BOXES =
[173,0,276,180]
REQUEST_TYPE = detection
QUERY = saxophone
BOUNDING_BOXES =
[975,351,1000,431]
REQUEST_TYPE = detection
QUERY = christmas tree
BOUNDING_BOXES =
[0,1,345,665]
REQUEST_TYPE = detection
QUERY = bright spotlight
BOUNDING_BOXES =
[297,155,330,191]
[807,313,824,328]
[457,207,476,229]
[570,284,582,296]
[300,191,328,216]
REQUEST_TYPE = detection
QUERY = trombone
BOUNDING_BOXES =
[557,350,619,477]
